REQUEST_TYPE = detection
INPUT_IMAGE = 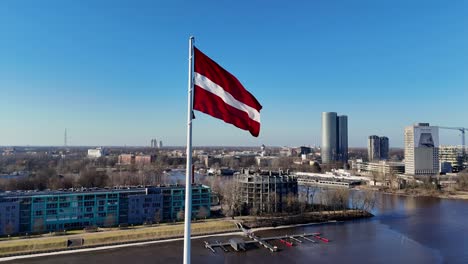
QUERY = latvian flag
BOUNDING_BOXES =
[193,47,262,137]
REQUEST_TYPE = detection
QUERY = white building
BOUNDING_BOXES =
[87,147,106,158]
[368,135,381,161]
[352,159,405,176]
[404,123,439,176]
[439,145,464,172]
[255,156,278,167]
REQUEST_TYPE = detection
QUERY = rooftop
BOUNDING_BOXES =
[0,184,209,198]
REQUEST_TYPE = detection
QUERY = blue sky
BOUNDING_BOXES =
[0,0,467,147]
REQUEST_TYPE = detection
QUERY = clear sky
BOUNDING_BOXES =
[1,0,467,147]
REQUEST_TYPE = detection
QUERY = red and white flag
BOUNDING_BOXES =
[193,47,262,137]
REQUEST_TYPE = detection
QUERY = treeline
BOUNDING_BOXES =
[0,165,165,191]
[457,169,468,190]
[207,177,376,218]
[0,155,116,175]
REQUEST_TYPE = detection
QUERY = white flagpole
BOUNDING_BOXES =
[183,36,194,264]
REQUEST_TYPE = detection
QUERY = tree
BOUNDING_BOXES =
[32,218,46,233]
[267,191,279,214]
[34,168,56,190]
[78,167,109,187]
[308,186,318,206]
[350,190,376,212]
[311,162,321,173]
[3,222,16,236]
[334,188,350,211]
[154,209,162,224]
[197,206,210,220]
[298,191,308,213]
[458,171,468,190]
[285,193,299,213]
[176,209,185,221]
[239,156,256,168]
[104,213,116,228]
[220,180,242,217]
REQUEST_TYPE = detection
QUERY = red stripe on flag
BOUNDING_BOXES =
[194,86,260,137]
[194,47,262,112]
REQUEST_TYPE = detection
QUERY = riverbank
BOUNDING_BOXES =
[0,220,238,258]
[0,210,370,258]
[383,188,468,200]
[0,219,349,263]
[238,210,373,228]
[357,185,468,200]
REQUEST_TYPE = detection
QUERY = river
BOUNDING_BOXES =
[7,182,468,263]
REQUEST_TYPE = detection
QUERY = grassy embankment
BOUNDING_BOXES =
[0,209,373,257]
[0,220,237,257]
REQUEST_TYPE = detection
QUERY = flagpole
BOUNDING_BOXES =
[183,36,194,264]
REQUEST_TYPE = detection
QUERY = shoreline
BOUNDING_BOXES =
[0,220,345,262]
[357,186,468,201]
[0,210,370,261]
[382,190,468,201]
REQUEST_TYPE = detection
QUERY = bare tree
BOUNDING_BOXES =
[79,167,108,187]
[104,213,116,228]
[458,171,468,190]
[154,209,162,224]
[196,206,210,220]
[220,180,242,217]
[176,209,185,221]
[267,191,279,214]
[32,218,45,233]
[334,188,350,211]
[285,193,299,213]
[3,222,16,237]
[311,162,321,173]
[350,189,377,212]
[308,187,318,206]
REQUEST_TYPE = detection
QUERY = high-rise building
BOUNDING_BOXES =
[404,123,439,176]
[150,139,158,148]
[321,112,337,163]
[380,136,389,160]
[368,135,381,161]
[337,115,348,163]
[367,135,389,161]
[321,112,348,164]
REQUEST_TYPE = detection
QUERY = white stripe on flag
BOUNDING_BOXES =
[194,72,261,123]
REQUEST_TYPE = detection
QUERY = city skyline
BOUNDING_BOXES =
[1,1,467,147]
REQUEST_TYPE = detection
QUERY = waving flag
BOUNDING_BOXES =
[193,47,262,137]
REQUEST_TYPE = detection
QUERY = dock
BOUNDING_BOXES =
[246,232,278,252]
[300,235,316,243]
[204,241,215,253]
[204,231,330,253]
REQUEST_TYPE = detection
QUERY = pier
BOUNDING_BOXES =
[204,231,330,253]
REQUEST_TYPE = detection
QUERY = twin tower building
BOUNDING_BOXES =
[321,112,348,164]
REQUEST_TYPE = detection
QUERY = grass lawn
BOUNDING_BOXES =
[0,220,237,257]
